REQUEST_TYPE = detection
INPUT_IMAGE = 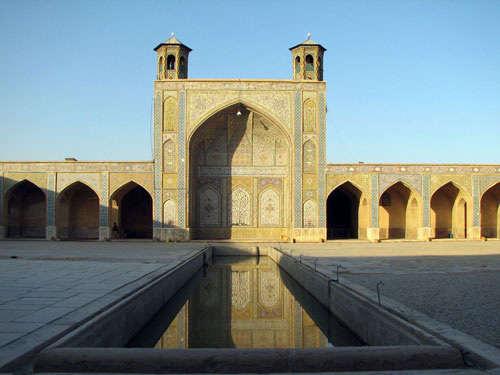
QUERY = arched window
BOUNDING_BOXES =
[306,55,314,71]
[318,56,321,67]
[180,56,186,75]
[159,56,163,72]
[295,56,301,73]
[167,55,176,70]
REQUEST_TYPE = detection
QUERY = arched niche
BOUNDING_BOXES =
[188,103,290,240]
[3,180,46,238]
[109,181,152,238]
[56,181,99,239]
[378,181,421,239]
[326,181,365,239]
[431,182,470,239]
[481,182,500,238]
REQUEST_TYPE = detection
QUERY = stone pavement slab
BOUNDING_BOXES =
[0,241,207,372]
[278,240,500,350]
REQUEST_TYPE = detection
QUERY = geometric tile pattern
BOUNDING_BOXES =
[294,92,302,228]
[178,91,186,228]
[47,173,56,226]
[480,175,500,195]
[423,175,430,227]
[473,175,480,227]
[154,92,162,228]
[371,174,378,227]
[318,92,326,227]
[100,172,108,227]
[378,174,422,197]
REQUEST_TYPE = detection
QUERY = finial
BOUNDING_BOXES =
[171,32,174,37]
[307,32,311,40]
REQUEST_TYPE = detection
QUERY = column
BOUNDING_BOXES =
[367,174,380,241]
[46,173,57,239]
[471,175,481,239]
[419,175,432,240]
[99,172,110,240]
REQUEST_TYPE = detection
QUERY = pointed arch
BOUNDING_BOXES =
[187,100,292,145]
[198,185,221,227]
[56,181,99,239]
[163,139,176,172]
[163,199,177,228]
[163,97,177,132]
[378,181,421,239]
[431,181,470,239]
[108,181,152,238]
[230,185,251,226]
[3,180,46,238]
[481,182,500,238]
[327,181,365,239]
[303,140,317,173]
[303,199,317,228]
[259,186,281,226]
[303,98,316,132]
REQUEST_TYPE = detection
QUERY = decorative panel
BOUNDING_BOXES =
[317,92,326,227]
[473,175,480,227]
[163,97,177,132]
[260,188,280,226]
[379,174,422,197]
[163,199,176,227]
[294,92,302,227]
[154,91,162,228]
[47,173,56,226]
[178,91,186,227]
[232,270,250,310]
[303,99,316,132]
[423,175,430,227]
[303,141,316,173]
[259,270,280,309]
[100,172,108,227]
[199,187,220,227]
[303,199,316,228]
[371,174,378,227]
[230,186,251,226]
[56,173,99,195]
[480,176,500,196]
[163,140,176,172]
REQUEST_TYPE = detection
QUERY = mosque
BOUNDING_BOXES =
[1,35,500,243]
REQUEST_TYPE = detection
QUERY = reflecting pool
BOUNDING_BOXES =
[128,256,363,349]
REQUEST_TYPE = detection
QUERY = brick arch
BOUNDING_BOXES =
[378,181,421,239]
[187,99,292,146]
[56,181,100,240]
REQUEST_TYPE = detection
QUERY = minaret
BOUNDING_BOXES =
[289,33,326,81]
[154,33,192,79]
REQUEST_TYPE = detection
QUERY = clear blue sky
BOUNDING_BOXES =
[1,0,499,164]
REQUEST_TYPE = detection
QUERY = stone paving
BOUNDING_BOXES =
[1,239,500,372]
[0,241,207,372]
[279,240,500,350]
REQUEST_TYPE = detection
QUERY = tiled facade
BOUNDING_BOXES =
[1,36,499,242]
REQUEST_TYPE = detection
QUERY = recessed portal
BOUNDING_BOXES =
[378,182,419,239]
[4,180,46,238]
[56,182,99,239]
[109,183,152,239]
[481,183,500,238]
[431,182,467,239]
[326,182,364,239]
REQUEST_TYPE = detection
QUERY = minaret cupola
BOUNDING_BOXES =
[154,33,192,79]
[289,34,326,81]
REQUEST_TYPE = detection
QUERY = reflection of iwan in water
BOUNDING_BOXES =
[131,257,362,349]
